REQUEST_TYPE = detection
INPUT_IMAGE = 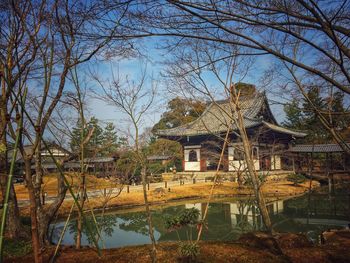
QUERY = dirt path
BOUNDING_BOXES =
[16,179,319,217]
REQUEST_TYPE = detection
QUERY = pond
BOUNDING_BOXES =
[50,191,350,248]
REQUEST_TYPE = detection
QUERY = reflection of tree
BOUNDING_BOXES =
[119,206,187,236]
[285,193,349,218]
[118,212,149,236]
[68,214,118,245]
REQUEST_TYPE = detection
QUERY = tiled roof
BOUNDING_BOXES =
[8,144,71,162]
[84,157,116,163]
[262,121,307,138]
[290,143,350,153]
[147,155,172,161]
[156,92,305,138]
[156,92,266,137]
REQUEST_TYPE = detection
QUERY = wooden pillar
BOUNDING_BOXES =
[330,153,333,171]
[326,153,334,195]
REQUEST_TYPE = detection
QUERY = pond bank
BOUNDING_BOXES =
[19,180,320,218]
[6,230,350,263]
[21,181,319,218]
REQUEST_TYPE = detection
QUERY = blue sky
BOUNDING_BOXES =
[82,38,287,136]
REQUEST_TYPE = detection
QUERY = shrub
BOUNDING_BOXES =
[287,173,307,186]
[178,242,200,262]
[164,208,201,261]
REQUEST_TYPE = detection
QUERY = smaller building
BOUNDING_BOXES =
[8,143,72,175]
[290,143,350,175]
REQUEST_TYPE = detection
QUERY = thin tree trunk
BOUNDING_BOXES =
[235,110,272,231]
[0,89,24,239]
[0,152,23,239]
[140,166,157,263]
[37,163,67,245]
[24,158,42,263]
[76,174,86,249]
[0,178,23,239]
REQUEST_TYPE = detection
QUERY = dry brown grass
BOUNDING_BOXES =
[12,173,117,200]
[16,178,318,217]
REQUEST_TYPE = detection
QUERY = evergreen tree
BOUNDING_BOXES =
[283,99,303,130]
[70,116,104,158]
[70,118,87,156]
[301,87,329,142]
[152,97,206,132]
[283,87,349,143]
[101,122,119,156]
[86,117,104,157]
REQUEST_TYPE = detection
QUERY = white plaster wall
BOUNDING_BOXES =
[272,200,284,214]
[229,160,246,171]
[228,146,260,171]
[184,161,201,171]
[184,148,200,161]
[253,160,260,170]
[230,203,238,226]
[271,155,281,170]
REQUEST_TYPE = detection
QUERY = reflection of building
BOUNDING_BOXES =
[185,199,285,230]
[185,203,205,219]
[227,200,284,229]
[156,91,306,174]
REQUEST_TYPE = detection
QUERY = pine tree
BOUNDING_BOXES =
[302,87,330,142]
[70,116,104,158]
[283,87,349,143]
[86,117,104,157]
[70,118,87,157]
[152,97,206,131]
[101,122,119,156]
[283,99,303,130]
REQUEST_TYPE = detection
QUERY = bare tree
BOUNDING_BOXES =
[1,1,146,262]
[163,43,273,231]
[94,65,158,262]
[141,0,350,153]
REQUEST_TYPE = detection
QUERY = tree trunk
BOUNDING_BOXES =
[0,97,25,239]
[24,157,42,263]
[76,173,86,249]
[0,154,24,239]
[37,166,67,245]
[229,87,272,231]
[0,173,24,239]
[141,166,157,263]
[236,116,272,231]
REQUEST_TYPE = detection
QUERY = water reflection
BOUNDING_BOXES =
[51,193,350,248]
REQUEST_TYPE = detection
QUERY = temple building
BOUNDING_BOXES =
[156,91,306,173]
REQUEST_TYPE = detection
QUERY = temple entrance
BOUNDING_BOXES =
[201,141,225,171]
